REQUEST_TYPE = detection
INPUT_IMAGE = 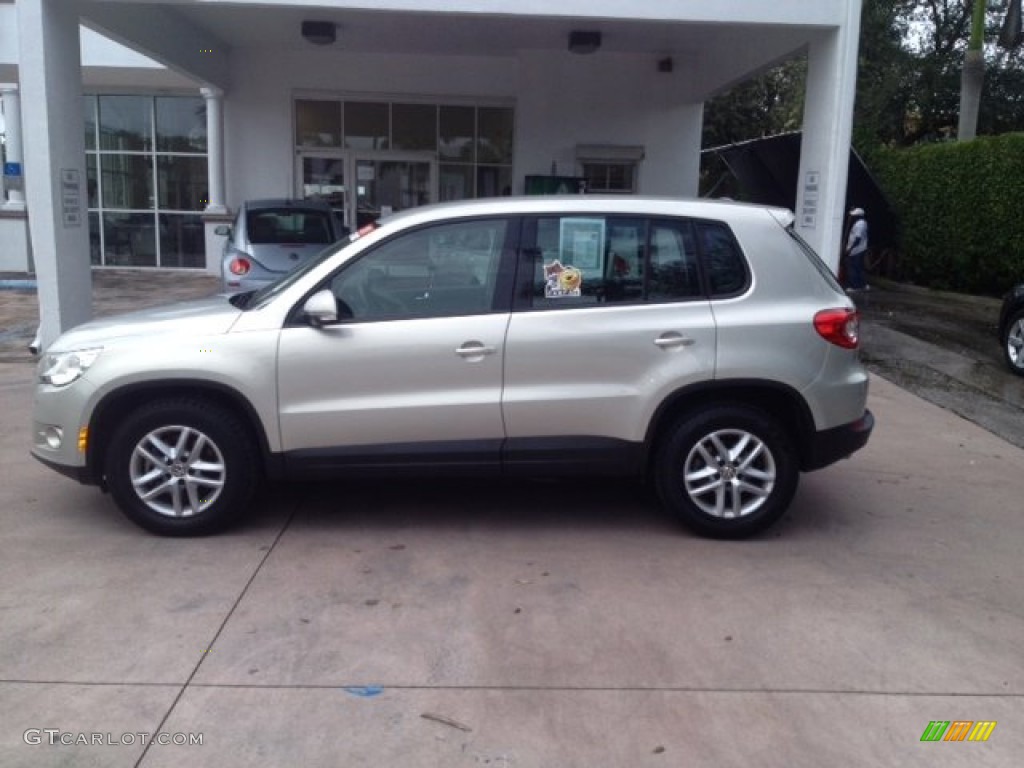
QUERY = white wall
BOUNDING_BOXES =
[516,51,703,196]
[222,46,704,206]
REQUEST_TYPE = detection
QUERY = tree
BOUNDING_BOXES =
[959,0,1023,141]
[959,0,988,140]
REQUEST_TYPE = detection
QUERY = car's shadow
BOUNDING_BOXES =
[238,474,866,542]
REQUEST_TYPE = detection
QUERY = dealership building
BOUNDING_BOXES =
[0,0,864,348]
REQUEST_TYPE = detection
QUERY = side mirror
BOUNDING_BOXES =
[214,225,231,237]
[303,289,338,327]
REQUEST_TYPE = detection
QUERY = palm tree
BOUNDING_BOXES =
[959,0,1023,141]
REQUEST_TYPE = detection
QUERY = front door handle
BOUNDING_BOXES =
[654,332,695,349]
[455,342,497,358]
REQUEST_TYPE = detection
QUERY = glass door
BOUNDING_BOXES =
[298,153,349,231]
[353,153,437,229]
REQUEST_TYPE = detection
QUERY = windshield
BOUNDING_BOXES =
[246,228,371,309]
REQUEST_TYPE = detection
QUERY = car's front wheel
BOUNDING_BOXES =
[1003,309,1024,377]
[105,398,258,535]
[655,405,799,539]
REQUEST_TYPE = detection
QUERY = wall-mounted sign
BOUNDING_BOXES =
[801,170,820,229]
[60,168,82,228]
[3,162,22,178]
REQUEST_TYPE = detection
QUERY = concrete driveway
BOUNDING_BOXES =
[1,355,1022,766]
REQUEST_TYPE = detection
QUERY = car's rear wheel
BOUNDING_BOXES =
[105,399,257,536]
[655,405,798,539]
[1003,309,1024,377]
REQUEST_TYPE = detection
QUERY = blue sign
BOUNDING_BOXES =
[3,162,21,177]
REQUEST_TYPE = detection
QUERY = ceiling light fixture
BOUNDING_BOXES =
[568,30,602,55]
[302,21,337,46]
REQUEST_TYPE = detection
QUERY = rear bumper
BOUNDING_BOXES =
[803,409,874,471]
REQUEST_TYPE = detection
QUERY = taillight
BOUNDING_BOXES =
[228,257,251,276]
[814,308,860,349]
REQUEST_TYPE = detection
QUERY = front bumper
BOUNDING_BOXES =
[31,450,94,484]
[803,409,874,471]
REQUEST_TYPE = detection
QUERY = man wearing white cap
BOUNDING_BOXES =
[845,207,869,291]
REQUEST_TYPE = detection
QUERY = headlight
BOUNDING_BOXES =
[38,348,102,387]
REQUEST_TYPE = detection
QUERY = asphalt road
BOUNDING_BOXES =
[856,282,1024,450]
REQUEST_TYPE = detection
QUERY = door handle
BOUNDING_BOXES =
[654,333,695,349]
[455,342,497,358]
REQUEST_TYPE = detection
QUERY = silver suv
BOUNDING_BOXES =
[32,198,873,538]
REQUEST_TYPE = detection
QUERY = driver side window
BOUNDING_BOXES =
[329,219,508,321]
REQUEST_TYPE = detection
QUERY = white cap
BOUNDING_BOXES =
[849,207,865,217]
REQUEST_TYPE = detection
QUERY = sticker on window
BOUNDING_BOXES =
[544,260,583,298]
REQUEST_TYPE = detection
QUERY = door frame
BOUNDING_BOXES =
[296,150,439,231]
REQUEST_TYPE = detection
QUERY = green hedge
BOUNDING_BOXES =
[870,134,1024,295]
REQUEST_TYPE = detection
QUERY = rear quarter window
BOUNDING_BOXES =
[786,227,843,292]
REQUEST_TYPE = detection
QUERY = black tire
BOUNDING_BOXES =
[104,398,258,536]
[1003,309,1024,377]
[654,405,799,539]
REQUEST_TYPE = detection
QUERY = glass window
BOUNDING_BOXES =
[247,208,335,245]
[697,221,748,296]
[87,94,209,268]
[103,212,157,267]
[439,105,475,161]
[98,95,152,152]
[84,96,97,151]
[89,212,101,266]
[440,164,474,202]
[329,219,507,320]
[648,221,701,300]
[529,216,645,309]
[157,156,208,211]
[86,154,99,208]
[159,214,206,268]
[527,216,705,309]
[296,100,342,147]
[345,102,389,150]
[392,103,437,151]
[156,96,206,152]
[477,107,513,164]
[582,161,637,194]
[477,166,512,198]
[101,154,154,210]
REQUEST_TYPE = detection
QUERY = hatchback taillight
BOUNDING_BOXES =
[814,308,860,349]
[228,257,251,276]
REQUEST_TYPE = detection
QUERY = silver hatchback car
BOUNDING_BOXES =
[32,197,872,538]
[217,198,345,293]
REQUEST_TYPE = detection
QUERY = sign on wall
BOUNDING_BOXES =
[801,171,820,229]
[60,169,82,228]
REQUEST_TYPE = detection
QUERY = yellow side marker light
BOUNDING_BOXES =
[78,427,89,453]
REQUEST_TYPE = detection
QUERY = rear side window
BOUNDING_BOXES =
[695,221,748,296]
[787,226,843,292]
[523,215,702,309]
[247,209,334,245]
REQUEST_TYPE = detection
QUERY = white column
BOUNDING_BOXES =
[2,86,26,209]
[18,0,92,348]
[201,87,227,214]
[795,1,863,273]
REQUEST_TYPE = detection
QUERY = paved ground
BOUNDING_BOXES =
[856,283,1024,450]
[1,272,1023,765]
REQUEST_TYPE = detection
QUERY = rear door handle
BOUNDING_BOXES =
[654,332,695,349]
[455,342,497,358]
